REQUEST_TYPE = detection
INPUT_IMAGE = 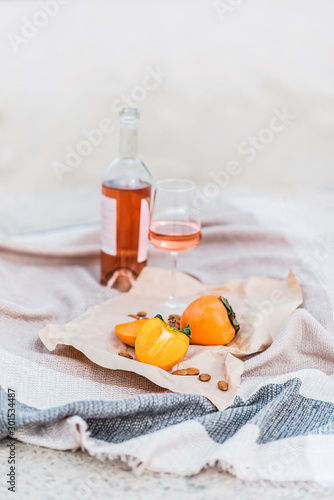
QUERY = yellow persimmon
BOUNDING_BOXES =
[180,294,240,346]
[115,319,149,347]
[135,315,191,370]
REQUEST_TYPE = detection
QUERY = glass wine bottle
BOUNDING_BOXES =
[100,108,152,290]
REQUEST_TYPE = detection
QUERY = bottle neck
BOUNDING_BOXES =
[119,125,138,159]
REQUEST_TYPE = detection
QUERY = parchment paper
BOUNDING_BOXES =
[39,267,303,410]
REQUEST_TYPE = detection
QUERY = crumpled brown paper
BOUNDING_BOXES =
[39,267,303,410]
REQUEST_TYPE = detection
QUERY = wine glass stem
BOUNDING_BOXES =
[169,251,178,303]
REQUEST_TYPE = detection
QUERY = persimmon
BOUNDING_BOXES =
[180,294,240,346]
[135,315,191,370]
[115,319,148,347]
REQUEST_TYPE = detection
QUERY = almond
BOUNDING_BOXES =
[168,317,180,328]
[172,369,188,375]
[185,368,200,375]
[137,311,147,317]
[118,352,133,360]
[217,380,228,391]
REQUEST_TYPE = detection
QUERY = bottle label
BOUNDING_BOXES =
[137,198,150,263]
[100,195,117,255]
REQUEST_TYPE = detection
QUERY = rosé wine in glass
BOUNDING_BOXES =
[149,221,201,252]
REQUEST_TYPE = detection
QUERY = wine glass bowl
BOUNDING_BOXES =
[149,179,201,310]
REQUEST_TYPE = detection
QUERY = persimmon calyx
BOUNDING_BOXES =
[154,314,191,338]
[219,297,240,335]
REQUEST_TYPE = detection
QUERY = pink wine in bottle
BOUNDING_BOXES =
[100,108,152,289]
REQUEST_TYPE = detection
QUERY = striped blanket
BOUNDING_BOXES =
[0,195,333,480]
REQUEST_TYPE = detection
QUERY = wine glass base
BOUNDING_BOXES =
[158,298,188,316]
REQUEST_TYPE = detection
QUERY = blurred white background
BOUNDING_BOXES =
[0,0,333,231]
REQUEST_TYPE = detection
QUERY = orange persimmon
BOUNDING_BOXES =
[180,294,240,346]
[135,315,191,370]
[115,319,148,347]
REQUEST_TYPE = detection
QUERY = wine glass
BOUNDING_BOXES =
[149,179,201,312]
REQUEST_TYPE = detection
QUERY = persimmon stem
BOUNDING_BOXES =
[219,296,240,334]
[154,314,191,337]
